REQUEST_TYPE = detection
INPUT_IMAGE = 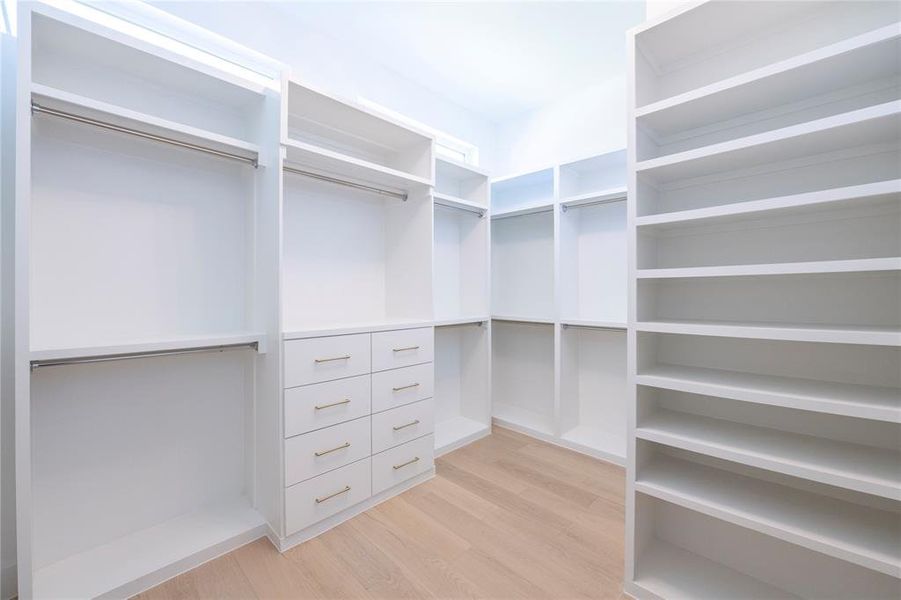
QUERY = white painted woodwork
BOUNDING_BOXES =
[284,375,372,438]
[371,362,435,413]
[283,333,372,388]
[371,434,436,496]
[371,398,435,454]
[284,458,373,536]
[284,416,372,486]
[371,326,434,372]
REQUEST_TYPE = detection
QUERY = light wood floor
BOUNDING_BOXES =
[135,427,627,599]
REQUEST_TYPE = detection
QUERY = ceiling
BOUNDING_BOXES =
[271,1,645,120]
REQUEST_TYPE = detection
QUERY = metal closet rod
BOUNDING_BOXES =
[561,323,626,331]
[30,342,258,371]
[31,102,259,167]
[560,196,627,212]
[283,165,408,202]
[434,201,484,218]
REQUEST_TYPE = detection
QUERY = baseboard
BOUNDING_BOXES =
[1,562,16,600]
[491,418,625,467]
[434,426,491,458]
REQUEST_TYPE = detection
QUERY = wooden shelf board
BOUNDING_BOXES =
[30,332,267,362]
[31,83,260,160]
[283,138,432,192]
[33,498,265,600]
[637,409,901,500]
[637,455,901,576]
[634,539,800,600]
[636,319,901,346]
[638,364,900,423]
[434,416,491,457]
[635,179,901,230]
[635,101,901,184]
[637,257,901,279]
[636,25,901,139]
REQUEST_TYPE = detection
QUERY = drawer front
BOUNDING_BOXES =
[285,417,371,486]
[284,333,371,387]
[372,434,435,496]
[371,362,434,413]
[371,327,434,372]
[371,398,435,454]
[284,375,371,438]
[285,458,371,535]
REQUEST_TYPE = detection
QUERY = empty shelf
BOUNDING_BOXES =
[490,201,555,219]
[634,539,799,600]
[559,186,628,210]
[30,332,267,363]
[638,364,900,423]
[637,409,901,500]
[433,192,487,213]
[637,455,901,576]
[636,319,901,346]
[637,257,901,279]
[635,101,901,184]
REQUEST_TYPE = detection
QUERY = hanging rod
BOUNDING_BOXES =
[560,195,627,212]
[561,323,627,331]
[30,341,258,371]
[283,164,408,201]
[31,102,259,167]
[434,201,484,218]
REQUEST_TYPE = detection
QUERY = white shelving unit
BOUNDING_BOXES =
[489,150,629,463]
[12,4,283,598]
[627,2,901,598]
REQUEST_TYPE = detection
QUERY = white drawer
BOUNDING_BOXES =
[284,333,371,387]
[284,375,371,438]
[372,434,434,496]
[285,416,371,486]
[371,327,434,372]
[371,362,434,413]
[285,458,371,535]
[371,398,435,454]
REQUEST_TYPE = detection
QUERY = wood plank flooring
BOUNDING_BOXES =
[135,427,627,599]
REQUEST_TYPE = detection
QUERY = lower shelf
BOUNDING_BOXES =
[33,498,266,599]
[492,403,555,437]
[434,416,490,456]
[559,425,626,465]
[634,540,799,600]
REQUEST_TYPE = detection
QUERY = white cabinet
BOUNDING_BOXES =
[284,416,372,486]
[284,375,372,437]
[371,434,436,496]
[371,327,434,371]
[284,333,371,387]
[372,399,435,454]
[285,458,372,536]
[371,362,435,413]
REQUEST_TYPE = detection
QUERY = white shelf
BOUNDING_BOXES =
[490,201,555,219]
[560,318,627,330]
[636,24,901,139]
[638,364,901,424]
[634,539,798,600]
[636,179,901,229]
[30,332,267,362]
[637,454,901,576]
[491,315,556,325]
[282,318,434,340]
[433,192,486,214]
[33,498,265,600]
[283,138,432,192]
[559,186,628,210]
[433,316,490,328]
[492,403,555,437]
[637,409,901,501]
[31,83,261,161]
[635,101,901,184]
[636,319,901,346]
[434,416,490,457]
[559,425,626,465]
[637,257,901,279]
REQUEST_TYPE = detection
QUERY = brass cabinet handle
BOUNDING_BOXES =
[393,419,420,431]
[392,383,420,392]
[393,456,420,470]
[315,485,351,504]
[314,442,350,457]
[314,355,350,363]
[393,346,420,352]
[314,399,351,410]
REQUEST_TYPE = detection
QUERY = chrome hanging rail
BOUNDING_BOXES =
[560,194,627,212]
[30,342,258,371]
[283,164,408,201]
[434,200,484,218]
[31,102,259,167]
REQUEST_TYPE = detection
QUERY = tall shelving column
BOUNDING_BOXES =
[626,1,901,598]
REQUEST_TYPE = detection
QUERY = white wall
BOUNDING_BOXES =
[151,1,497,169]
[491,76,628,176]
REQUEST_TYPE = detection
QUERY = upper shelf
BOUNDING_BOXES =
[435,158,489,207]
[560,186,628,211]
[637,25,901,140]
[491,168,555,214]
[635,101,901,185]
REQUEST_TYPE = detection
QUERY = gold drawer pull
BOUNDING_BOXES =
[393,345,420,352]
[393,456,420,470]
[393,383,420,392]
[314,399,351,410]
[315,485,351,504]
[314,442,350,457]
[314,355,350,364]
[393,419,420,431]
